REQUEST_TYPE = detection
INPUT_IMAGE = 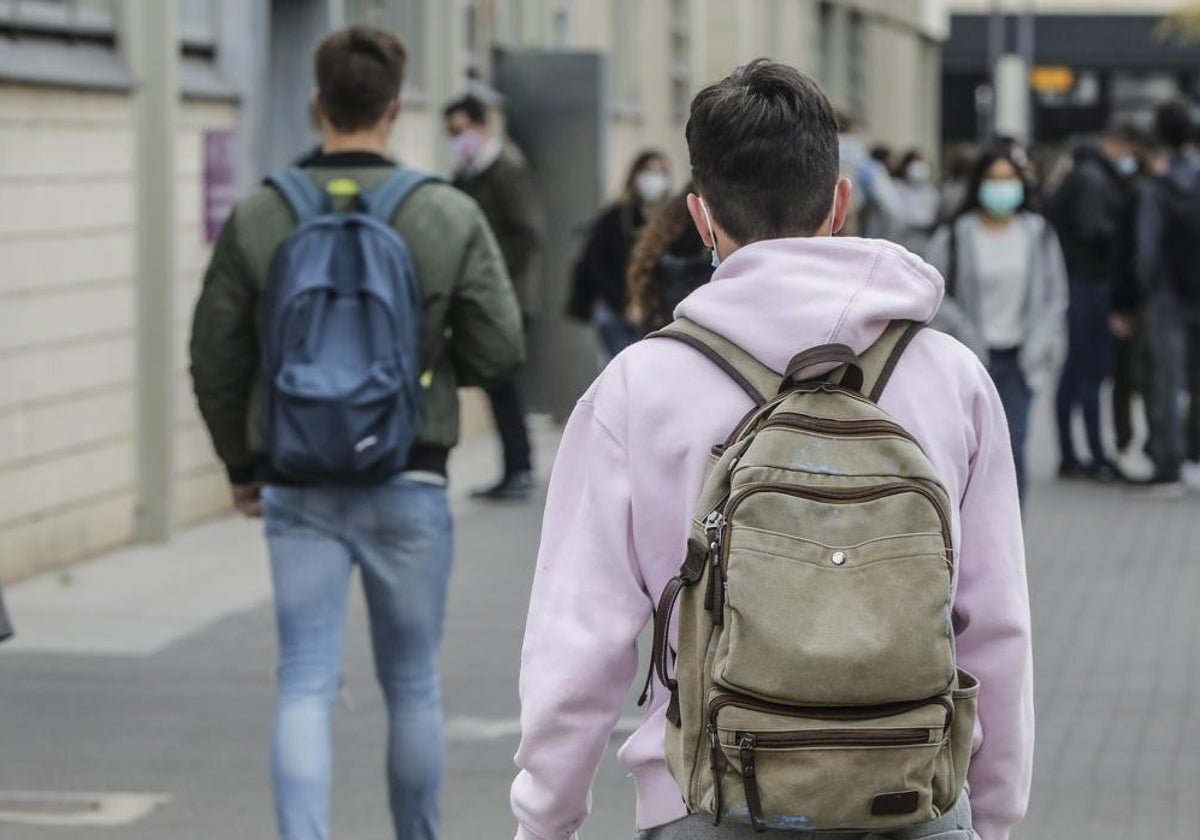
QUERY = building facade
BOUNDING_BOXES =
[0,0,946,583]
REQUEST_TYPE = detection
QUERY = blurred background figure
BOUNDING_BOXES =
[927,146,1069,501]
[836,110,869,237]
[1049,124,1145,482]
[444,93,545,501]
[625,183,712,333]
[1135,99,1200,495]
[568,150,672,361]
[891,149,942,254]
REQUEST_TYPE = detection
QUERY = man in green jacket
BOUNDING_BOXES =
[189,27,524,840]
[444,94,545,500]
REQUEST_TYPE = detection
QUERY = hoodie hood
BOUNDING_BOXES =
[675,236,945,374]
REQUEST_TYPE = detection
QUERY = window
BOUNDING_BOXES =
[344,0,426,91]
[669,0,693,123]
[609,0,639,118]
[178,0,216,50]
[0,0,115,39]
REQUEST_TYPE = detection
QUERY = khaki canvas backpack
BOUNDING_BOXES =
[641,318,978,833]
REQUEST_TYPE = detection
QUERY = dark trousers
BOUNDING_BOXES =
[1111,336,1137,453]
[1056,277,1113,467]
[1144,292,1200,477]
[485,378,533,477]
[990,349,1032,502]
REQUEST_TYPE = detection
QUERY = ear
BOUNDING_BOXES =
[686,192,714,248]
[829,177,854,236]
[309,88,324,128]
[386,96,402,124]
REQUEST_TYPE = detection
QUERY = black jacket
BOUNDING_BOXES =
[1051,146,1132,284]
[574,201,647,314]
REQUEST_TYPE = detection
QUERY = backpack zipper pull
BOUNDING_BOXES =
[739,733,767,833]
[709,723,725,825]
[702,511,727,625]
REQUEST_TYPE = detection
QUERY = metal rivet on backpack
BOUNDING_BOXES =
[831,551,847,566]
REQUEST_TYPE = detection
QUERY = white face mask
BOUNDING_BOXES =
[906,161,932,183]
[634,171,672,204]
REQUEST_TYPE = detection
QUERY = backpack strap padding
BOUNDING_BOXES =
[860,320,925,403]
[363,167,437,223]
[648,318,779,406]
[266,166,327,224]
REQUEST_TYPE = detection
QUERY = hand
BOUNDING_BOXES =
[1109,313,1135,341]
[232,483,263,518]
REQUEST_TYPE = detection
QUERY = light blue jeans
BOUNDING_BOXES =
[263,477,453,840]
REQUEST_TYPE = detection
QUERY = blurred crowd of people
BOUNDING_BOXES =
[568,99,1200,501]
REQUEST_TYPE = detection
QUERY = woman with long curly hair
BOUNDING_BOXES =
[626,182,713,332]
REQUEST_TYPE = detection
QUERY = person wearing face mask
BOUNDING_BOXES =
[927,147,1069,501]
[1047,125,1145,483]
[443,94,545,500]
[891,149,941,254]
[569,150,673,360]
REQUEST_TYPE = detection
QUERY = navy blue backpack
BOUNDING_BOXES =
[263,166,433,483]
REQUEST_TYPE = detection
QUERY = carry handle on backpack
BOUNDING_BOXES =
[268,165,437,226]
[783,344,865,393]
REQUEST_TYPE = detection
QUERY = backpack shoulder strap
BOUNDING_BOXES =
[859,320,925,403]
[265,166,327,224]
[364,167,439,223]
[647,318,779,406]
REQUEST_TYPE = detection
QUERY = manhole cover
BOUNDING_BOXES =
[0,792,169,826]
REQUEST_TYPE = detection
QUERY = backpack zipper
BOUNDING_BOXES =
[719,482,953,576]
[732,727,934,748]
[761,413,922,449]
[707,691,954,728]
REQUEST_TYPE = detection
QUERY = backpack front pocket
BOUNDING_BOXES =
[712,483,955,706]
[704,691,953,832]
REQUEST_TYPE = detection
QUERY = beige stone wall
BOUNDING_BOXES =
[0,85,237,582]
[173,99,239,528]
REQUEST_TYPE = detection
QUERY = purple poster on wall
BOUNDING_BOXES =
[203,130,238,243]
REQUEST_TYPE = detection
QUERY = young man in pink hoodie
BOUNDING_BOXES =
[511,61,1033,840]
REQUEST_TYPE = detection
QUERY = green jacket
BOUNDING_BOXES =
[190,157,526,482]
[453,142,545,318]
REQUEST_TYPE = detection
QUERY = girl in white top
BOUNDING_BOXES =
[926,148,1069,500]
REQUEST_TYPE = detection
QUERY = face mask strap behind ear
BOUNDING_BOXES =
[700,198,721,268]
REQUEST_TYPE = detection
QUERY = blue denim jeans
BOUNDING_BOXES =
[990,349,1032,502]
[263,477,454,840]
[594,300,640,361]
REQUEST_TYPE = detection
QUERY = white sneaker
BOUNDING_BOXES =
[1182,461,1200,493]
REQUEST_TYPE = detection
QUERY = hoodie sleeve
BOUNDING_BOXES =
[511,396,651,840]
[953,364,1035,840]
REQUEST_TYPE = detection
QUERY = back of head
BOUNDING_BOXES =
[314,26,407,132]
[686,59,840,243]
[1155,99,1194,151]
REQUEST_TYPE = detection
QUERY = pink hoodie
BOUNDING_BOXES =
[512,237,1034,840]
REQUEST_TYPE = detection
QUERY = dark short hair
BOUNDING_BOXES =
[686,60,840,243]
[443,94,489,126]
[1155,99,1194,150]
[959,146,1034,218]
[314,27,406,132]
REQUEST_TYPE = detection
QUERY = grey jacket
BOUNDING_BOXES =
[925,211,1068,390]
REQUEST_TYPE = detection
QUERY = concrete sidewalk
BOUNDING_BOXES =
[2,415,562,658]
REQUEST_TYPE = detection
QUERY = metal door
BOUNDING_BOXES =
[493,49,608,420]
